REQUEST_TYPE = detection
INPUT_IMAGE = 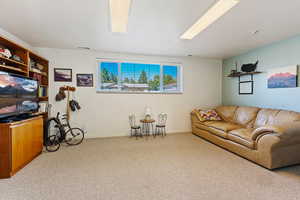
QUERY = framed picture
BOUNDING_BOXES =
[76,74,93,87]
[239,81,253,95]
[267,65,298,88]
[54,68,72,82]
[239,74,252,82]
[239,75,253,95]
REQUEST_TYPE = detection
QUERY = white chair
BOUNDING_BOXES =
[155,113,167,137]
[129,114,142,139]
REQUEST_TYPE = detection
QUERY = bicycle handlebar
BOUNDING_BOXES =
[56,112,68,120]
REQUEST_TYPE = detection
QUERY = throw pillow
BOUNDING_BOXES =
[198,109,222,122]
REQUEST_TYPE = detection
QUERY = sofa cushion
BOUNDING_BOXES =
[205,121,244,132]
[195,123,227,138]
[254,109,300,128]
[215,106,238,122]
[254,109,280,127]
[269,110,300,126]
[228,128,255,149]
[233,106,260,126]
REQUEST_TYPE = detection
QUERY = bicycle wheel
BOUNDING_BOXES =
[45,118,61,152]
[65,128,84,145]
[46,135,61,152]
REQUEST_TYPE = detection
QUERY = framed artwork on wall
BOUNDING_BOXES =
[239,81,253,95]
[76,74,93,87]
[239,75,253,95]
[239,74,252,82]
[267,65,298,88]
[54,68,72,82]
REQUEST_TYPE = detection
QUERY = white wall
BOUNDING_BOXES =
[0,27,33,50]
[35,48,223,138]
[0,26,223,138]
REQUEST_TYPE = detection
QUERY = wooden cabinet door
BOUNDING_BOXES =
[10,118,43,174]
[31,118,43,157]
[11,122,29,173]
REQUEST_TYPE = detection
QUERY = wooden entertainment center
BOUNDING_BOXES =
[0,116,43,178]
[0,35,49,178]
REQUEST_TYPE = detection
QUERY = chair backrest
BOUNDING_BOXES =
[129,114,137,127]
[157,113,167,126]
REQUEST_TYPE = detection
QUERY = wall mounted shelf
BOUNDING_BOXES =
[0,64,27,74]
[227,71,263,77]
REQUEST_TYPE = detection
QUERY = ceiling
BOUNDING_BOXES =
[1,0,300,59]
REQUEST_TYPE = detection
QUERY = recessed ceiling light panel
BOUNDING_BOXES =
[181,0,240,40]
[109,0,132,33]
[77,47,91,50]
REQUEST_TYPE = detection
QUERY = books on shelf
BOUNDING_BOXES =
[38,86,48,97]
[30,67,47,76]
[29,58,47,76]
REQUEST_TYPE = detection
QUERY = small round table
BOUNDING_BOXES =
[140,119,155,136]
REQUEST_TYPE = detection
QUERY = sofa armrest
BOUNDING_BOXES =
[251,126,284,141]
[256,128,300,169]
[256,123,300,145]
[191,109,203,123]
[252,122,300,140]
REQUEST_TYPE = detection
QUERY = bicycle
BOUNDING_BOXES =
[45,112,84,152]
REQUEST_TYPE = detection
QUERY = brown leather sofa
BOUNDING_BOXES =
[191,106,300,169]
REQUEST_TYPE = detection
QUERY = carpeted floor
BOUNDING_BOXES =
[0,133,300,200]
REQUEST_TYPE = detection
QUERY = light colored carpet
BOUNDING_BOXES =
[0,133,300,200]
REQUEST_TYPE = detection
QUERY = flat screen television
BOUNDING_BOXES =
[0,71,38,119]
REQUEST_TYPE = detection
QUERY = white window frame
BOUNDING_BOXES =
[96,59,183,94]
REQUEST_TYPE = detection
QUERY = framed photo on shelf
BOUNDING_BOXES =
[76,74,93,87]
[54,68,72,82]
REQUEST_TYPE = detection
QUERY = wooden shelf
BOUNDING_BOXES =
[38,96,48,101]
[0,64,27,74]
[31,112,48,116]
[227,71,263,77]
[0,35,49,105]
[29,70,48,77]
[29,51,48,66]
[0,56,28,68]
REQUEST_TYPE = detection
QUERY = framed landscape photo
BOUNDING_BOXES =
[76,74,93,87]
[54,68,72,82]
[267,65,298,88]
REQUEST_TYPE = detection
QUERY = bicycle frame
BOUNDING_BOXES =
[45,112,85,152]
[53,112,72,143]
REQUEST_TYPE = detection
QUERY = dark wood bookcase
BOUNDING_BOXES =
[0,35,49,114]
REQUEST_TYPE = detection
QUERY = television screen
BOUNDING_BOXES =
[0,71,38,119]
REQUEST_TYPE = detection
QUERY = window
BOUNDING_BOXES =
[100,62,119,91]
[97,60,182,93]
[163,65,178,91]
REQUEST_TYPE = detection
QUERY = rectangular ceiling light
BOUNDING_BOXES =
[109,0,132,33]
[180,0,240,39]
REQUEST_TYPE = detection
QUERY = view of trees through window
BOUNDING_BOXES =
[100,62,118,90]
[99,61,181,93]
[163,65,178,91]
[121,63,160,92]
